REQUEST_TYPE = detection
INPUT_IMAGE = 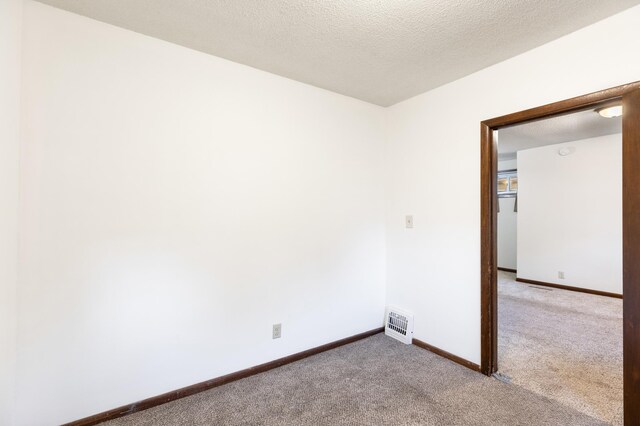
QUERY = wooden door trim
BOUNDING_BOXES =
[480,81,640,424]
[622,88,640,424]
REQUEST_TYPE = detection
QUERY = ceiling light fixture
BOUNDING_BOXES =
[596,105,623,118]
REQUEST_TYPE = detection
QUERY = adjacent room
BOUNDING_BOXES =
[2,1,640,425]
[496,109,623,424]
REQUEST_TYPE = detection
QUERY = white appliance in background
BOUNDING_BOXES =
[384,306,414,344]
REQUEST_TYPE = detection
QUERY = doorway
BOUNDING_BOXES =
[497,108,623,422]
[480,82,640,424]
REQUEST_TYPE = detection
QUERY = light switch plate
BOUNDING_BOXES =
[272,323,282,339]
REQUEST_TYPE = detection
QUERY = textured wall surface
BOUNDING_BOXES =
[518,134,622,294]
[385,4,640,364]
[17,3,386,424]
[34,0,640,106]
[0,0,22,424]
[498,160,518,271]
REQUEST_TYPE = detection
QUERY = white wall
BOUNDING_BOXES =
[385,4,640,364]
[12,2,640,423]
[517,135,622,294]
[0,0,22,424]
[16,3,386,424]
[498,159,517,270]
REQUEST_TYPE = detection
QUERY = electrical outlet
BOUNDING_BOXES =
[558,271,565,279]
[272,323,282,339]
[405,215,414,229]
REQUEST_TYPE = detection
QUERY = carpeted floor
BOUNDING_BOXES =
[105,333,607,425]
[498,271,622,425]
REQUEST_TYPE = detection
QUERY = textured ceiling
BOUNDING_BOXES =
[498,108,622,160]
[35,0,640,106]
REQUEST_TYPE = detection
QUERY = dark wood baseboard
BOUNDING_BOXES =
[516,278,622,299]
[64,327,384,426]
[412,338,481,372]
[497,267,517,273]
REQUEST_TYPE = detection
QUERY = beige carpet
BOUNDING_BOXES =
[104,333,606,425]
[498,271,623,425]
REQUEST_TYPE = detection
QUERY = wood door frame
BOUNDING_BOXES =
[480,81,640,424]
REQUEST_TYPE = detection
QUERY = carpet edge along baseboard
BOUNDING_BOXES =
[412,338,481,372]
[516,278,622,299]
[63,326,385,426]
